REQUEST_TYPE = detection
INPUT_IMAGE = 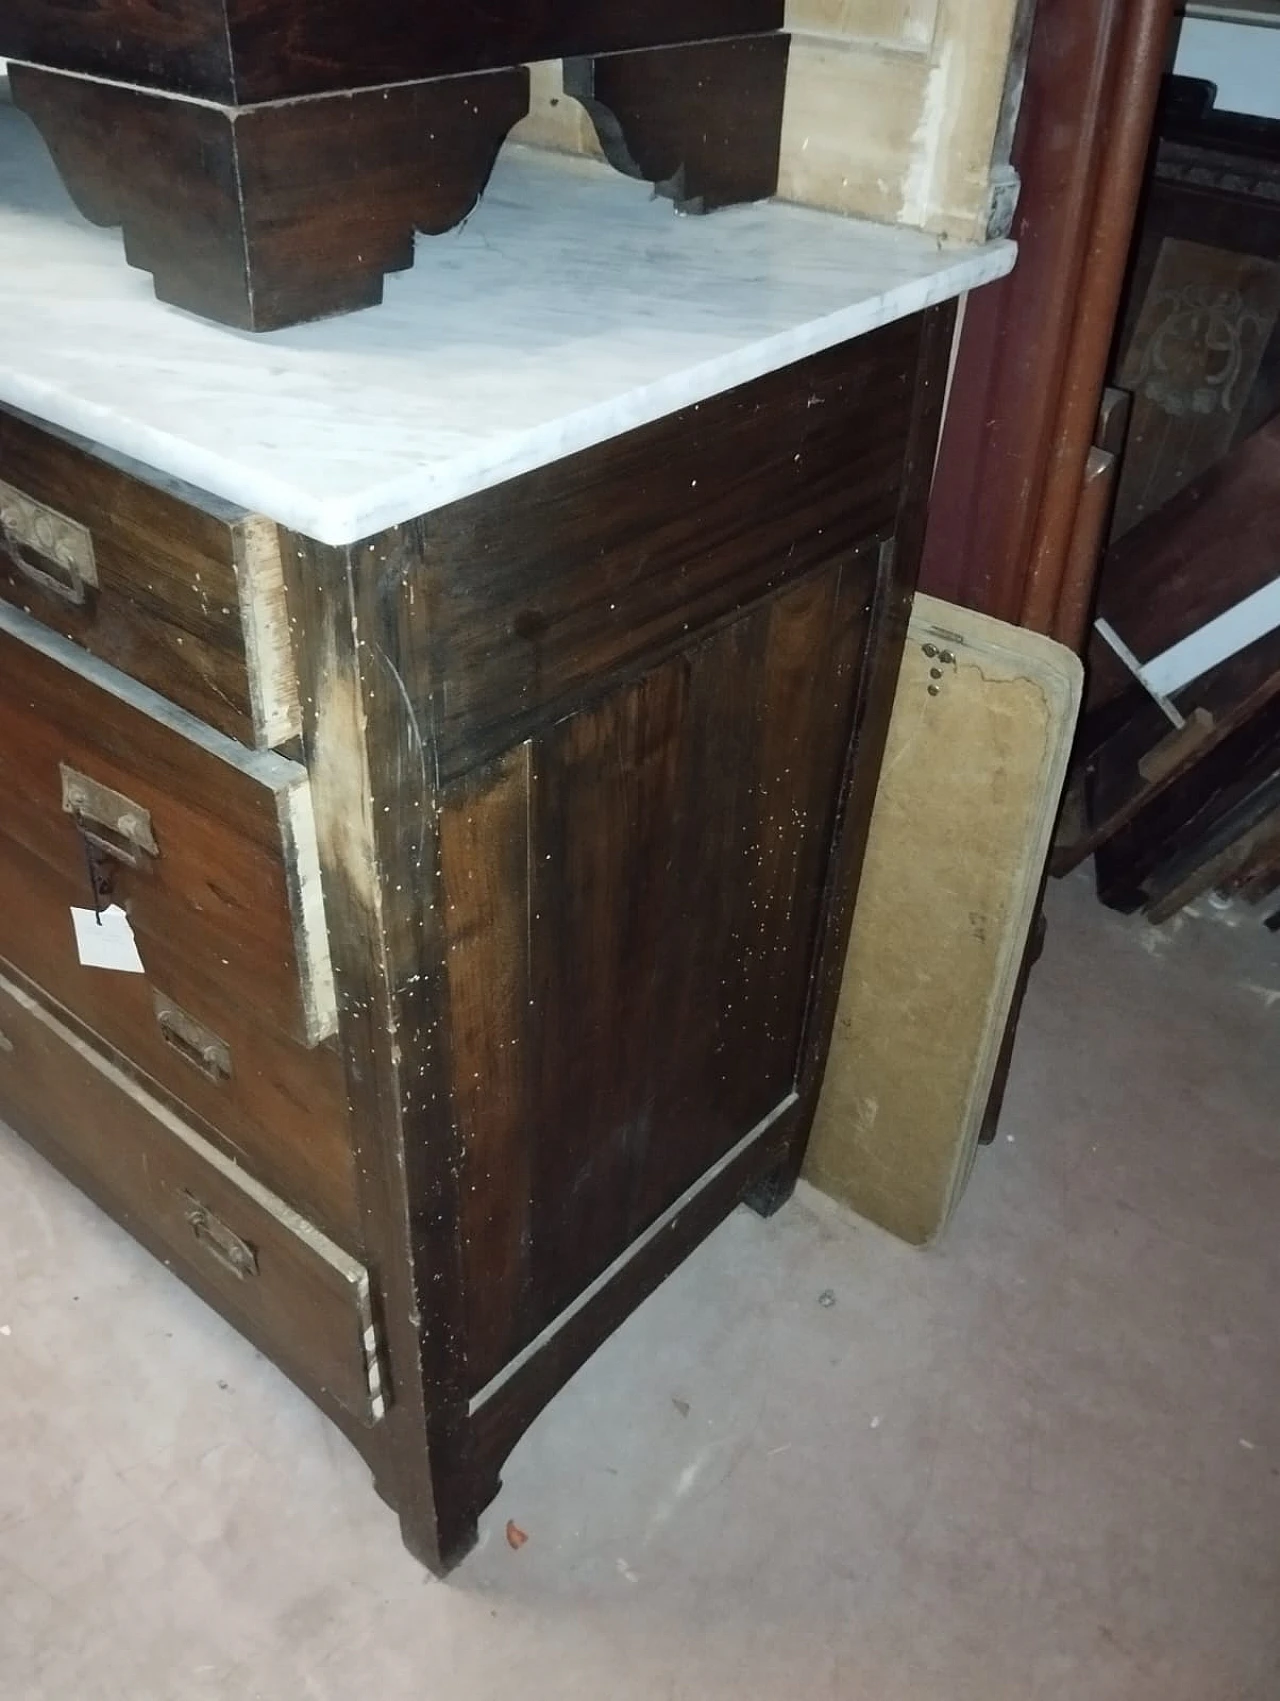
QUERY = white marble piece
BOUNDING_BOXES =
[0,96,1014,545]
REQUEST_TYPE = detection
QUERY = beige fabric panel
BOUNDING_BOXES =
[510,0,1023,240]
[802,596,1082,1246]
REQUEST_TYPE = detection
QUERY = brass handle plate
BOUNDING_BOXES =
[153,990,232,1084]
[181,1192,258,1280]
[60,764,159,866]
[0,478,98,607]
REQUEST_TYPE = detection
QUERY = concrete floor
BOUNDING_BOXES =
[2,869,1278,1700]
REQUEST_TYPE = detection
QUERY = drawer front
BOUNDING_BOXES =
[0,969,383,1426]
[0,404,299,749]
[0,603,335,1049]
[0,836,358,1245]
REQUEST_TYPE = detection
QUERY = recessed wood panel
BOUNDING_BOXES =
[447,552,878,1392]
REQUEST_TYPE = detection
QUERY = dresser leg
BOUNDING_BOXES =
[563,34,790,213]
[742,1154,800,1218]
[9,63,530,332]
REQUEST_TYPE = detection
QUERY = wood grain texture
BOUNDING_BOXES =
[515,0,1025,241]
[0,0,783,102]
[0,403,297,748]
[0,834,358,1248]
[1059,627,1280,873]
[564,34,788,212]
[1094,415,1280,696]
[0,610,332,1050]
[281,527,479,1574]
[1109,76,1280,540]
[11,63,529,333]
[413,320,919,780]
[0,968,381,1428]
[449,557,876,1392]
[917,0,1170,631]
[1094,691,1280,913]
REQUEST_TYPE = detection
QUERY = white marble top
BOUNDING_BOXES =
[0,95,1015,545]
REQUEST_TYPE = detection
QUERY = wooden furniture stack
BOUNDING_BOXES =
[0,1,789,328]
[1052,78,1280,933]
[0,56,1014,1567]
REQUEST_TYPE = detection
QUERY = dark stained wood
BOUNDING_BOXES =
[0,835,358,1248]
[917,0,1171,639]
[468,1096,802,1487]
[414,319,919,779]
[439,748,535,1395]
[0,0,783,103]
[0,616,328,1050]
[448,554,877,1393]
[0,966,381,1430]
[279,315,944,1568]
[1017,0,1171,637]
[1110,76,1280,540]
[0,403,296,748]
[1094,689,1280,913]
[0,299,951,1571]
[281,527,479,1574]
[1058,628,1280,874]
[10,63,530,333]
[564,33,789,213]
[1092,415,1280,708]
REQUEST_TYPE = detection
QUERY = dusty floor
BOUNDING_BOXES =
[1,869,1278,1700]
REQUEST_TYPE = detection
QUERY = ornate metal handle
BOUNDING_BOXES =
[0,478,98,607]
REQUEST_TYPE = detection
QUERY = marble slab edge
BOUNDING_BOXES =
[0,244,1014,547]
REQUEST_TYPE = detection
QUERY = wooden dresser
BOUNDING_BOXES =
[0,96,1014,1571]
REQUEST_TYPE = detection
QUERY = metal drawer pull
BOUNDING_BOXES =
[181,1192,258,1280]
[154,991,232,1084]
[0,478,98,607]
[60,764,159,866]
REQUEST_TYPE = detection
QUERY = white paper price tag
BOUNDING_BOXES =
[71,904,145,974]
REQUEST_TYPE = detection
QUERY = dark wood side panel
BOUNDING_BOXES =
[0,404,279,747]
[448,553,876,1395]
[416,319,919,779]
[0,0,782,102]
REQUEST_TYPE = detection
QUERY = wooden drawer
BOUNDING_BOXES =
[0,968,384,1427]
[0,602,335,1050]
[0,839,358,1246]
[0,404,298,749]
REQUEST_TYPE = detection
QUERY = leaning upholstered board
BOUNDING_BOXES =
[803,595,1082,1245]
